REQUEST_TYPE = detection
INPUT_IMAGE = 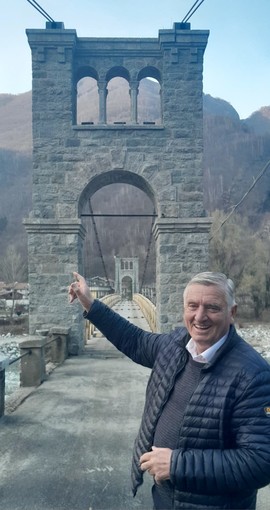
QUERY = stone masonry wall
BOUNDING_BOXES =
[26,23,211,349]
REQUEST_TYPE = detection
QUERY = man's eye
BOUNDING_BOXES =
[207,305,220,312]
[188,304,197,310]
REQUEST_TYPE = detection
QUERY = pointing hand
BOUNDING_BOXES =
[68,272,94,312]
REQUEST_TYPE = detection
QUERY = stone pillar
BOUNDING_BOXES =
[153,218,212,332]
[130,81,139,124]
[98,80,108,124]
[23,219,86,355]
[0,355,9,418]
[50,326,69,363]
[20,336,46,387]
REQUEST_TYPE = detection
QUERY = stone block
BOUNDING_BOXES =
[20,336,46,387]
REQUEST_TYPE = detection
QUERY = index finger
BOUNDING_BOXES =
[73,271,82,281]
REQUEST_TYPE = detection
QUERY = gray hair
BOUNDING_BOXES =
[184,272,236,308]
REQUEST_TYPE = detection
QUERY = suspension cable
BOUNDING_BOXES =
[26,0,55,22]
[209,158,270,240]
[140,209,156,293]
[182,0,206,23]
[88,199,113,290]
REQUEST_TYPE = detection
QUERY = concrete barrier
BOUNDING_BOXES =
[20,336,46,387]
[20,327,70,387]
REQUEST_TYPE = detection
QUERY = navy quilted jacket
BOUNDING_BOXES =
[86,300,270,510]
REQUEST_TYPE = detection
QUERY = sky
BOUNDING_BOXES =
[1,0,269,119]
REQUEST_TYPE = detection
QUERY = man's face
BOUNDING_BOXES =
[183,283,237,354]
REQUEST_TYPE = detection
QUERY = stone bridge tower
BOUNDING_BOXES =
[114,256,139,299]
[25,21,211,354]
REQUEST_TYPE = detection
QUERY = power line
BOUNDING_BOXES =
[140,209,156,293]
[88,199,112,290]
[182,0,206,23]
[26,0,55,22]
[209,158,270,241]
[81,213,157,218]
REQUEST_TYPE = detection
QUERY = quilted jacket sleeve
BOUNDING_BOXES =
[170,369,270,494]
[85,299,167,368]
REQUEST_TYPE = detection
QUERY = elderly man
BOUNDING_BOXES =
[69,271,270,510]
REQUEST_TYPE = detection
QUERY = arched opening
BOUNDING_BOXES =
[137,78,161,125]
[137,67,162,125]
[106,77,130,124]
[75,67,99,125]
[79,171,156,296]
[76,77,99,125]
[121,276,133,300]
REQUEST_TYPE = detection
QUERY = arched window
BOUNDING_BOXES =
[77,77,99,125]
[137,67,162,125]
[75,67,99,125]
[107,77,130,124]
[130,261,133,269]
[106,67,130,124]
[121,260,124,269]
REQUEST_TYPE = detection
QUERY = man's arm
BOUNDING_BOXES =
[68,272,94,311]
[69,272,164,368]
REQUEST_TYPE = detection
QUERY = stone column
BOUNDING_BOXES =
[153,218,212,332]
[50,326,69,364]
[24,219,86,355]
[98,80,108,124]
[130,81,139,124]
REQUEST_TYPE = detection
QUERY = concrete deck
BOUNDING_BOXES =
[0,302,269,509]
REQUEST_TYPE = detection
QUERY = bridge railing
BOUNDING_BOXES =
[133,293,157,332]
[0,327,70,418]
[85,294,122,340]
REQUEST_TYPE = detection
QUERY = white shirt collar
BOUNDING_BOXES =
[186,333,228,363]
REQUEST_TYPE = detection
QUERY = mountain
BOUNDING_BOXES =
[0,92,32,152]
[243,106,270,136]
[0,82,270,280]
[203,94,240,121]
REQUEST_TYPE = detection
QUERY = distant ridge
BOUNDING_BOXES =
[0,91,32,152]
[0,81,270,266]
[0,84,270,153]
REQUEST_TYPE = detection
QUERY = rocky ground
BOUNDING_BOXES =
[236,322,270,361]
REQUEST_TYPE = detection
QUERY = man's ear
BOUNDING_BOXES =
[230,304,237,322]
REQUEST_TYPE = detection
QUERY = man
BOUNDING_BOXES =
[69,271,270,510]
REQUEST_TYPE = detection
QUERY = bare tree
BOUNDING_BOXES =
[0,244,27,320]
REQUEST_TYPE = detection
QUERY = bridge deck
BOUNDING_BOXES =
[86,300,152,356]
[0,301,269,509]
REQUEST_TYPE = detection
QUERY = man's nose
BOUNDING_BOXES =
[195,305,207,321]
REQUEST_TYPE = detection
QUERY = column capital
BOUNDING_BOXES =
[129,80,139,90]
[97,80,108,91]
[23,219,86,239]
[153,217,212,239]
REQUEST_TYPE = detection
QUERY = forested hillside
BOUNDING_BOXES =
[0,81,270,307]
